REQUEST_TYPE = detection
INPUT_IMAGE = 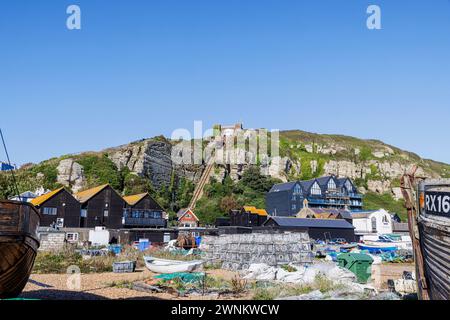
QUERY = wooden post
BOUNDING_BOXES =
[400,165,430,300]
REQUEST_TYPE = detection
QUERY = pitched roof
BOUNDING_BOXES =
[177,208,188,218]
[74,184,109,203]
[243,206,268,216]
[123,193,148,206]
[178,208,199,221]
[351,212,374,219]
[31,187,65,207]
[299,179,316,194]
[265,217,355,229]
[269,181,298,193]
[309,208,353,220]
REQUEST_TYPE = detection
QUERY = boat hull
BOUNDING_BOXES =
[0,201,40,299]
[419,213,450,300]
[418,180,450,300]
[144,256,203,274]
[358,244,397,253]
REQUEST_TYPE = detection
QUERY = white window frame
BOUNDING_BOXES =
[66,232,79,242]
[311,182,322,195]
[328,179,336,190]
[42,207,57,216]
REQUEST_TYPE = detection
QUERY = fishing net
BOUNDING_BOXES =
[154,272,205,284]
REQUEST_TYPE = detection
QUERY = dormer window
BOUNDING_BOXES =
[327,179,336,190]
[293,184,302,196]
[311,182,322,195]
[345,180,353,193]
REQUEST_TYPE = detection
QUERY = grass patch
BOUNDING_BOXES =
[363,192,407,221]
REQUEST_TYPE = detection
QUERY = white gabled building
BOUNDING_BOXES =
[351,209,393,235]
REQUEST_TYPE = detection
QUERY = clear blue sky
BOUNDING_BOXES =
[1,0,449,165]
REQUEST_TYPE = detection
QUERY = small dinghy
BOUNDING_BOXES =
[143,256,204,274]
[358,242,397,253]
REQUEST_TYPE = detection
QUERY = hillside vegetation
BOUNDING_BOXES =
[1,129,449,223]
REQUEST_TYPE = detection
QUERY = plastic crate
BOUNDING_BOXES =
[113,261,136,273]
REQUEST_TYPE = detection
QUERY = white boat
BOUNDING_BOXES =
[143,256,204,274]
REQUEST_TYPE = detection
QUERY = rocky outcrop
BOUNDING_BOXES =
[367,180,391,194]
[56,159,85,192]
[107,139,205,190]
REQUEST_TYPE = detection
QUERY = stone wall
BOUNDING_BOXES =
[200,232,313,271]
[38,231,66,251]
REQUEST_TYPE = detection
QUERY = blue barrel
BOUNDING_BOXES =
[138,239,150,252]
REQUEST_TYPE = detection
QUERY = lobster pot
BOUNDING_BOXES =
[113,261,136,273]
[419,179,450,300]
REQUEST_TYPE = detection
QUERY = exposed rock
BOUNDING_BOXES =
[108,139,205,190]
[367,180,391,194]
[56,159,85,193]
[372,151,386,158]
[260,156,290,182]
[391,187,404,201]
[310,160,318,174]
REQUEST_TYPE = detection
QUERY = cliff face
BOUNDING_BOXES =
[17,129,450,204]
[105,138,205,190]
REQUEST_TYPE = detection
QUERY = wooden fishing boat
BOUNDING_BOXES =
[0,200,40,299]
[416,179,450,300]
[143,256,203,274]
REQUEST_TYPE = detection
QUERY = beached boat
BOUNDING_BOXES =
[0,200,40,299]
[143,256,204,274]
[358,242,397,253]
[416,179,450,300]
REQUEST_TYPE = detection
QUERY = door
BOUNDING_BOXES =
[371,217,377,233]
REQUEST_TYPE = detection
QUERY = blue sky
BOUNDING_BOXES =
[1,0,449,165]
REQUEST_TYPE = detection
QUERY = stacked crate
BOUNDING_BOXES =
[201,232,313,271]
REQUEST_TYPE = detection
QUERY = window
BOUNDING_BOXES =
[293,184,302,195]
[345,180,353,193]
[310,182,322,195]
[103,210,109,217]
[328,179,336,190]
[42,207,57,216]
[81,209,87,218]
[292,194,297,201]
[291,204,297,211]
[382,215,389,225]
[66,232,79,242]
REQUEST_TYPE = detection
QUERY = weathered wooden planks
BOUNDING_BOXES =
[0,201,40,299]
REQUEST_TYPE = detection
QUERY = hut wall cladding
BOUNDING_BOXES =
[38,190,80,228]
[118,229,178,244]
[265,190,291,216]
[84,187,125,229]
[127,196,163,211]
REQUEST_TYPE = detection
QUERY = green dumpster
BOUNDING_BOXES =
[337,253,373,284]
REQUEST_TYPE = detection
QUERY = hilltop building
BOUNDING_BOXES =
[265,175,363,217]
